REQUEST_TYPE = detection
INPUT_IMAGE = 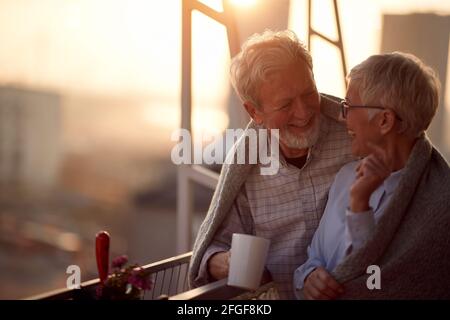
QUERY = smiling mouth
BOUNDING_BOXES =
[289,117,313,129]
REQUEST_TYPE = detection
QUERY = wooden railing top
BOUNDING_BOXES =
[169,278,246,300]
[170,279,277,300]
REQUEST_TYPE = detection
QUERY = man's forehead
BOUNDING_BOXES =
[264,67,314,88]
[275,75,315,95]
[266,62,312,77]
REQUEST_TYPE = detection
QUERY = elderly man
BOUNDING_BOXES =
[188,30,354,299]
[294,52,450,299]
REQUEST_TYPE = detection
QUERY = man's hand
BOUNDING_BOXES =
[303,267,344,300]
[350,143,393,212]
[207,251,230,280]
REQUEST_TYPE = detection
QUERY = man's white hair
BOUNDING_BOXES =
[230,29,312,108]
[348,52,441,137]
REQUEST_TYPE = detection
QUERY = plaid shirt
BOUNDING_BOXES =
[197,115,354,299]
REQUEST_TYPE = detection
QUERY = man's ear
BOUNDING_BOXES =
[379,110,396,135]
[243,101,264,125]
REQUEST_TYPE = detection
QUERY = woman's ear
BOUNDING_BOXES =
[379,110,396,135]
[243,101,264,124]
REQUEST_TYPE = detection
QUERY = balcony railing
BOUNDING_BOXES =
[27,252,277,300]
[28,252,192,300]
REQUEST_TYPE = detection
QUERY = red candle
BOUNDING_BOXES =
[95,231,110,283]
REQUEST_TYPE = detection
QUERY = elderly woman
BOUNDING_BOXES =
[294,52,450,299]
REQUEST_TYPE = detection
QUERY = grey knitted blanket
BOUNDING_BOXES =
[330,135,450,299]
[188,120,257,289]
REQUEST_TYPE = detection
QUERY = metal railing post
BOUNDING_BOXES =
[177,0,239,254]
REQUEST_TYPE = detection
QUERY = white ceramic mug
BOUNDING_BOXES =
[227,233,270,290]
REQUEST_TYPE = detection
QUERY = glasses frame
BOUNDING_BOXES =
[340,100,402,121]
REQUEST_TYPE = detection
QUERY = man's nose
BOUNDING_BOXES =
[291,97,312,118]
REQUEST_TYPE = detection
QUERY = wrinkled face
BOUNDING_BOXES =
[345,81,381,157]
[254,62,321,151]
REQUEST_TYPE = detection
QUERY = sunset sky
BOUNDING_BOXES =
[0,0,449,137]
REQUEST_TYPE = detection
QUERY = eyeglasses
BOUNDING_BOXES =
[340,100,402,121]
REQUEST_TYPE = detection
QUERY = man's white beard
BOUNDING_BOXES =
[280,118,321,149]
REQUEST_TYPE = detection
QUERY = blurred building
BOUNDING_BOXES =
[0,86,61,191]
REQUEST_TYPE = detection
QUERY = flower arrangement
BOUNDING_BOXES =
[96,255,153,300]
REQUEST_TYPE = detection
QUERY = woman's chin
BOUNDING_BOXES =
[351,143,364,158]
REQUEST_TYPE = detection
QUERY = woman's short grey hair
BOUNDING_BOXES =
[348,52,441,137]
[230,29,312,108]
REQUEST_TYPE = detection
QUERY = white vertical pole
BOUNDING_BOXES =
[177,166,193,253]
[177,0,193,254]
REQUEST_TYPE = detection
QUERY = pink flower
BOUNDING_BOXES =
[112,255,128,269]
[128,269,152,290]
[97,254,152,299]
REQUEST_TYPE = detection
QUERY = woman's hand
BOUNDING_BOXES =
[350,143,393,212]
[304,267,344,300]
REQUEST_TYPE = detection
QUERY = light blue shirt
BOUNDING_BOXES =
[293,160,404,298]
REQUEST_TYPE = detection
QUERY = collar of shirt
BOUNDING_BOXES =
[384,168,404,195]
[368,166,405,211]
